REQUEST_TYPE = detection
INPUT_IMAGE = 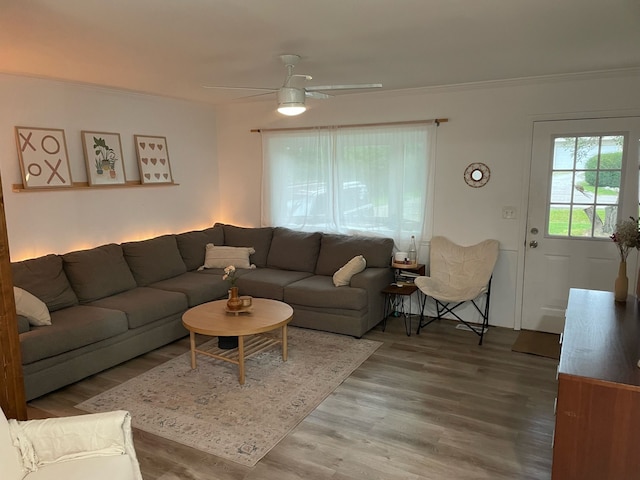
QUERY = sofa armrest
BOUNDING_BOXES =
[9,410,142,479]
[350,267,394,332]
[350,267,393,290]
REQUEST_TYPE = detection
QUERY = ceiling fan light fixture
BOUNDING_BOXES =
[278,104,306,116]
[277,87,306,116]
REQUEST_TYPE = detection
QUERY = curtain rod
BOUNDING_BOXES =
[250,118,448,133]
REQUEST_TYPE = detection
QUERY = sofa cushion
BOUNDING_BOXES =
[315,234,394,275]
[236,268,313,300]
[267,227,321,273]
[88,287,188,329]
[333,255,367,286]
[16,315,31,334]
[11,254,78,312]
[216,223,273,268]
[200,244,255,269]
[150,272,229,307]
[19,306,129,365]
[284,275,368,310]
[63,244,137,303]
[176,226,224,271]
[121,235,187,286]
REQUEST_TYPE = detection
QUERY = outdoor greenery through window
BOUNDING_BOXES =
[261,123,435,247]
[548,134,625,238]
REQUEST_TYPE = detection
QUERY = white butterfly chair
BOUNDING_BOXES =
[1,407,143,480]
[415,236,499,345]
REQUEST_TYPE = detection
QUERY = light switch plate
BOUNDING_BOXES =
[502,206,517,219]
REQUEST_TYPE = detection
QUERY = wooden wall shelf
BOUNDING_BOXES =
[12,181,179,192]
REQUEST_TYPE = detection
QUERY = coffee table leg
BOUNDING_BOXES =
[238,335,245,385]
[282,324,288,361]
[189,331,196,369]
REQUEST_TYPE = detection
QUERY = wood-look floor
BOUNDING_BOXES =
[27,317,558,480]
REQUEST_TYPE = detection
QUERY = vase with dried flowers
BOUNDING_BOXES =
[223,265,242,311]
[610,217,640,302]
[219,265,241,349]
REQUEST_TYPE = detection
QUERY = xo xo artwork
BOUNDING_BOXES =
[15,127,73,189]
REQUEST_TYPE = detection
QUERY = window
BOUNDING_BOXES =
[548,134,625,238]
[261,123,436,247]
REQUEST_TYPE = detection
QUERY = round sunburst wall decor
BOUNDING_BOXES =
[463,162,490,188]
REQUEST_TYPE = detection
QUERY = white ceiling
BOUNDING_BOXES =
[1,0,639,106]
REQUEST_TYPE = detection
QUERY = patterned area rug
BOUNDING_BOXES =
[76,327,381,467]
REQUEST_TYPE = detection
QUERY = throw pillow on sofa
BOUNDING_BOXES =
[333,255,366,286]
[199,244,256,269]
[13,286,51,326]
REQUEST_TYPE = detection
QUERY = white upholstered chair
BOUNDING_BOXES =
[415,236,499,345]
[1,407,143,480]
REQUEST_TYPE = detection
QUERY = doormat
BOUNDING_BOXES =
[76,327,381,467]
[511,330,561,360]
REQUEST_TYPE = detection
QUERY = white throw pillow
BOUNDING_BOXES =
[333,255,367,287]
[199,244,256,269]
[13,286,51,326]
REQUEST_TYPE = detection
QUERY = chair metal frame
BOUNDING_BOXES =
[414,236,499,345]
[417,275,493,345]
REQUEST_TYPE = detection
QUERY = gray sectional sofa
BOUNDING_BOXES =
[12,223,394,400]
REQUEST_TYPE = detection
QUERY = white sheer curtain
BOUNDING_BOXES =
[261,122,436,249]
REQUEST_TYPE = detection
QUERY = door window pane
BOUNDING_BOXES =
[548,204,569,236]
[547,134,625,238]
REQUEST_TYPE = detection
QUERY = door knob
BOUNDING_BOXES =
[529,240,538,248]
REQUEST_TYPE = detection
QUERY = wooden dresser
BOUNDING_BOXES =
[552,288,640,479]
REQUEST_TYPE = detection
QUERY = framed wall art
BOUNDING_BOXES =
[15,126,73,189]
[81,131,127,186]
[134,135,174,184]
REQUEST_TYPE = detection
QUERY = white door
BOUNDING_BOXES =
[522,117,640,333]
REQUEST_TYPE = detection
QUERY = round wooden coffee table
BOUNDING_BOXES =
[181,298,294,384]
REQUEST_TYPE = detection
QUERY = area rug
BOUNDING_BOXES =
[511,330,561,360]
[76,327,381,467]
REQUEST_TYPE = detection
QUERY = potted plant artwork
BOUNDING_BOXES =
[82,131,126,186]
[92,137,118,179]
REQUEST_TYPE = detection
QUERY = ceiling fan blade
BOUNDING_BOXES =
[234,91,277,99]
[305,91,331,99]
[305,83,382,92]
[201,85,277,92]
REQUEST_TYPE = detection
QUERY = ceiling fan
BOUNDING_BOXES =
[203,54,382,116]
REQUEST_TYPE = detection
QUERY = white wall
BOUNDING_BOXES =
[4,71,638,329]
[0,75,219,260]
[214,70,640,329]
